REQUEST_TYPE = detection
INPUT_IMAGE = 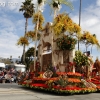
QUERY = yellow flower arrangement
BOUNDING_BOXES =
[32,11,45,30]
[80,31,100,48]
[73,50,89,67]
[17,37,29,46]
[73,23,81,34]
[26,31,41,40]
[33,12,44,24]
[26,31,35,38]
[45,80,54,88]
[53,13,81,36]
[38,74,43,78]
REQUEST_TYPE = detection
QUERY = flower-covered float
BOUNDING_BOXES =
[18,58,99,95]
[18,18,100,95]
[18,13,100,95]
[18,69,98,95]
[18,0,100,95]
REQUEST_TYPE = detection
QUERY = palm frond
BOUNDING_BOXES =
[48,0,73,9]
[58,0,74,10]
[19,0,35,18]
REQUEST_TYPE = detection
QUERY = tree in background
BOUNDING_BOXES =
[18,0,35,64]
[25,47,38,70]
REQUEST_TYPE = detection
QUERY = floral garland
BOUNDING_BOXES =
[56,35,77,50]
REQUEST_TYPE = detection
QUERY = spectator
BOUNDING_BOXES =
[5,72,12,83]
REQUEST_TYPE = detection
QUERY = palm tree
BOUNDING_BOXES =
[48,0,73,18]
[19,0,35,64]
[33,0,45,71]
[47,0,73,66]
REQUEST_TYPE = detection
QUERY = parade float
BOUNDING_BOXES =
[18,0,100,95]
[18,13,100,95]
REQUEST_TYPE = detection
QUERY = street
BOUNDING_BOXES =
[0,83,100,100]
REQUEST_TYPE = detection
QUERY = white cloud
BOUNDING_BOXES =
[0,0,37,12]
[0,16,24,58]
[71,0,100,61]
[0,32,23,58]
[72,1,100,37]
[96,0,100,6]
[0,13,35,58]
[84,18,99,27]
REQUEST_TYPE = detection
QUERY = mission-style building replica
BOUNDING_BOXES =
[37,22,75,72]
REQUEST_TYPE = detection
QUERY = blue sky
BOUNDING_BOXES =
[0,0,100,61]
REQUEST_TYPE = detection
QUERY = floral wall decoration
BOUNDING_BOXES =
[56,35,77,50]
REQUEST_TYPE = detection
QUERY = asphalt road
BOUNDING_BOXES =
[0,83,100,100]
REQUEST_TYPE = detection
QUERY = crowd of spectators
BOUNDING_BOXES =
[0,68,27,83]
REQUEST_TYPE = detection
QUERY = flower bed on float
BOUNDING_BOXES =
[18,71,99,95]
[90,76,100,92]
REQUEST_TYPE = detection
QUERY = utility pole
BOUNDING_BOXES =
[78,0,82,50]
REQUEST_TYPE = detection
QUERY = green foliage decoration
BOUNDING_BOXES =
[73,51,89,67]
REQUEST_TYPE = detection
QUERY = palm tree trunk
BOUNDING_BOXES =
[34,9,40,71]
[54,8,57,19]
[22,44,25,64]
[23,18,28,64]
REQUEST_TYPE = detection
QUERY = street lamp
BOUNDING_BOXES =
[78,0,82,50]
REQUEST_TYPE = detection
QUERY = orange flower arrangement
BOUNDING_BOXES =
[56,35,77,50]
[50,77,58,81]
[33,77,49,81]
[68,78,81,83]
[67,72,82,77]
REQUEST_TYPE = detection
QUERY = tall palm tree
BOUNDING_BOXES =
[48,0,73,66]
[19,0,35,64]
[33,0,45,71]
[48,0,73,18]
